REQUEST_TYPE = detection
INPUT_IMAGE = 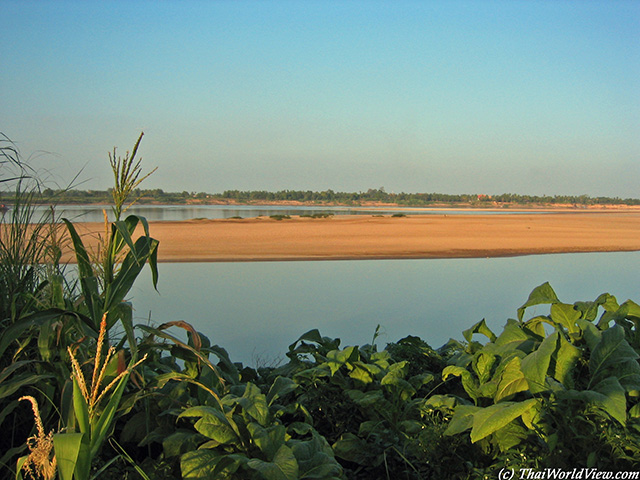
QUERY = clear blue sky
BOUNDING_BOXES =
[2,0,639,197]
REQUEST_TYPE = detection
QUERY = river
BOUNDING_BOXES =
[129,251,639,366]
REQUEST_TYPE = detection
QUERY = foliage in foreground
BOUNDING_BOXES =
[1,133,639,479]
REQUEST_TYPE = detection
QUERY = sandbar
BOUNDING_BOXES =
[60,211,640,262]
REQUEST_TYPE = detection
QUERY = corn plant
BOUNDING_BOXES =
[64,132,158,334]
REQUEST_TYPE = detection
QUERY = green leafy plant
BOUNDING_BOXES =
[440,282,640,469]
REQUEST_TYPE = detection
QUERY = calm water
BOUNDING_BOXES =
[22,204,549,223]
[129,252,640,366]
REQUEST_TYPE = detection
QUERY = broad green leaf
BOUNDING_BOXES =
[237,383,269,426]
[181,450,230,479]
[162,430,204,458]
[179,406,239,444]
[52,432,84,480]
[488,319,538,356]
[444,405,481,436]
[522,316,551,338]
[332,433,374,465]
[472,352,496,384]
[348,361,381,384]
[550,303,581,335]
[563,377,627,425]
[518,282,560,321]
[470,399,538,443]
[577,319,601,350]
[521,332,558,393]
[248,423,286,461]
[247,444,299,480]
[494,357,528,402]
[267,376,298,406]
[493,421,530,452]
[424,394,461,411]
[325,346,359,375]
[602,359,640,393]
[553,334,581,388]
[463,319,497,343]
[589,325,638,388]
[381,374,416,401]
[347,389,385,408]
[291,431,343,480]
[443,365,479,403]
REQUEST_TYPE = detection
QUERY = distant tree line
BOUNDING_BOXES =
[219,188,640,206]
[2,187,639,207]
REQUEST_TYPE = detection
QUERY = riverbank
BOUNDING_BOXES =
[60,211,640,262]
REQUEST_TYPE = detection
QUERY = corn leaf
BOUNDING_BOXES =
[52,432,84,480]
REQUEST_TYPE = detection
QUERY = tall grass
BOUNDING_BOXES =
[0,135,64,333]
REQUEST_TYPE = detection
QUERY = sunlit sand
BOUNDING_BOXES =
[61,210,640,263]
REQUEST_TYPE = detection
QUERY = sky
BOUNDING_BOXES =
[1,0,639,197]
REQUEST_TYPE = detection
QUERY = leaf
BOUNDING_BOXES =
[237,383,269,426]
[443,365,479,403]
[104,236,158,312]
[472,352,496,384]
[550,303,581,335]
[290,431,343,479]
[520,332,558,393]
[325,346,359,375]
[589,325,638,388]
[267,376,298,406]
[332,433,375,465]
[161,430,203,458]
[247,445,299,480]
[444,405,481,436]
[248,423,286,461]
[348,362,379,384]
[0,367,53,399]
[470,399,538,443]
[181,450,233,479]
[381,374,416,401]
[179,406,239,445]
[62,219,93,280]
[463,319,497,343]
[553,334,581,389]
[493,421,530,452]
[494,357,528,402]
[562,377,627,425]
[90,371,132,458]
[52,433,84,480]
[517,282,560,321]
[488,319,538,356]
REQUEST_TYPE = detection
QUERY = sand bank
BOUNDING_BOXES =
[59,211,640,263]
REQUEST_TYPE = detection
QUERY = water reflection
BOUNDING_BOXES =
[129,252,640,366]
[20,204,548,223]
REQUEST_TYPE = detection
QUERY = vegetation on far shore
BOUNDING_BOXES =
[3,186,640,209]
[2,133,639,479]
